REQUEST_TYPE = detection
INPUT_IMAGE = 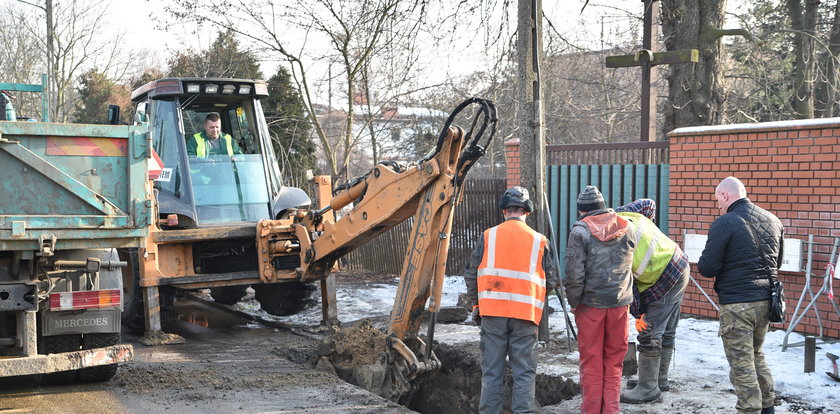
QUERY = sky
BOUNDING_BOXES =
[109,0,745,106]
[114,1,641,98]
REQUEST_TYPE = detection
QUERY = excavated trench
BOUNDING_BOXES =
[317,317,579,413]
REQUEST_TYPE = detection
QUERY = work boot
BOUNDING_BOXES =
[620,352,661,404]
[658,346,674,391]
[761,406,775,414]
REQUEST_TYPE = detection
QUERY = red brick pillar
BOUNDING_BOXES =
[504,138,521,188]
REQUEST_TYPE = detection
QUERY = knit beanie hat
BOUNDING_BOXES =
[577,185,606,213]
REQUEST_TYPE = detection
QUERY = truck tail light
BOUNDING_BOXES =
[49,289,121,311]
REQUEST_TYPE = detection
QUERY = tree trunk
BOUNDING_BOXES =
[787,0,819,119]
[816,0,840,117]
[661,0,727,130]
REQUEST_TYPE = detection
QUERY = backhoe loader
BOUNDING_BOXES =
[128,77,496,400]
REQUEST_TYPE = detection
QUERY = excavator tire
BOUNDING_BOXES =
[253,282,316,316]
[209,286,248,305]
[77,333,120,382]
[121,249,175,334]
[34,334,82,385]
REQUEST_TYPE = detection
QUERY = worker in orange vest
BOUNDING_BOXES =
[464,186,558,414]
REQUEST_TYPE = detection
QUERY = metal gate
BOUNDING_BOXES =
[546,142,670,277]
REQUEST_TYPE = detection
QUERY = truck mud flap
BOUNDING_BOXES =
[40,308,121,336]
[0,344,132,377]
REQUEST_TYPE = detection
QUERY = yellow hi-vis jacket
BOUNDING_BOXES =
[617,212,676,292]
[193,132,235,157]
[477,219,547,325]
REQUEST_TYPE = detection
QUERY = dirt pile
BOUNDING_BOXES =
[318,319,413,402]
[326,319,389,368]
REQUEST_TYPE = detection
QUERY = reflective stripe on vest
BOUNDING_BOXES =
[193,132,234,157]
[618,212,676,291]
[477,220,546,325]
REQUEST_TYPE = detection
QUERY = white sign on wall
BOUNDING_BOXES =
[683,234,803,272]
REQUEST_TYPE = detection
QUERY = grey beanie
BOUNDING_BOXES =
[577,185,606,213]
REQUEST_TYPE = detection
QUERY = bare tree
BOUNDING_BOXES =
[0,2,44,118]
[164,0,433,180]
[720,1,840,122]
[787,0,820,118]
[13,0,137,122]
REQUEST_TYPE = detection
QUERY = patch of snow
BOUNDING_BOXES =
[254,275,840,412]
[669,116,840,136]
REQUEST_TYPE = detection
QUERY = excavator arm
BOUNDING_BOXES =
[255,98,497,401]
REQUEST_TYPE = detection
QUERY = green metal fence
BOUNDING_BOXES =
[547,163,670,277]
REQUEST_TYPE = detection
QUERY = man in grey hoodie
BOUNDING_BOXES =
[565,186,636,414]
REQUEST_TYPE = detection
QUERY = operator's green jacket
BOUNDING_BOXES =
[617,212,677,292]
[186,131,242,157]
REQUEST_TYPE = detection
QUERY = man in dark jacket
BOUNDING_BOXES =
[698,176,784,414]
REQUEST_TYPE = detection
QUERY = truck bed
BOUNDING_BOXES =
[0,121,151,251]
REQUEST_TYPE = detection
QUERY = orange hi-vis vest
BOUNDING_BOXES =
[477,219,548,325]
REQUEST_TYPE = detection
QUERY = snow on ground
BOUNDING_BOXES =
[244,275,839,413]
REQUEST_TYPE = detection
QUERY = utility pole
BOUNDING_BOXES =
[517,0,546,233]
[517,0,549,342]
[45,0,54,122]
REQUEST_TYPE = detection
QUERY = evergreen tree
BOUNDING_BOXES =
[263,66,317,187]
[74,70,131,124]
[167,29,262,79]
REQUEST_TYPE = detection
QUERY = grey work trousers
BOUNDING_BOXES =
[637,267,689,354]
[479,316,538,414]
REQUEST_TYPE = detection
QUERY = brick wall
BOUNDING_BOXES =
[504,120,840,338]
[505,138,521,188]
[668,119,840,338]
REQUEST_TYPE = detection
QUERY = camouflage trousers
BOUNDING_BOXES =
[718,300,775,414]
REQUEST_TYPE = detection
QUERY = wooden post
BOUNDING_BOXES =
[605,0,699,141]
[805,336,816,373]
[314,175,339,325]
[640,0,658,142]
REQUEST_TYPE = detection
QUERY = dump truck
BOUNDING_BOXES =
[0,86,145,382]
[126,77,496,400]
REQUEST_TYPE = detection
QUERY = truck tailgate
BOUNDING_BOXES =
[0,122,152,251]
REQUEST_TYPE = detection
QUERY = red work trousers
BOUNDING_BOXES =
[574,304,629,414]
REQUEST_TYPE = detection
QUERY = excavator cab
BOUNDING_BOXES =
[130,78,310,228]
[122,78,315,329]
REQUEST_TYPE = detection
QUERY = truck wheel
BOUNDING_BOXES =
[122,249,175,334]
[253,282,316,316]
[209,286,248,305]
[34,334,82,385]
[77,333,120,382]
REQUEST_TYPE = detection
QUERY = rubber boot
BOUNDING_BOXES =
[761,406,775,414]
[620,352,661,404]
[658,346,673,391]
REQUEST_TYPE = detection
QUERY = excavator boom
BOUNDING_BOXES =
[255,98,498,401]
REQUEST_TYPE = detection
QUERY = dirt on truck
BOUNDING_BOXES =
[0,83,148,382]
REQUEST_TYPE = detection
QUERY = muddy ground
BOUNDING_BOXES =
[0,295,410,414]
[0,272,834,413]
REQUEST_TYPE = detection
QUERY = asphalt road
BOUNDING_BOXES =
[0,298,412,414]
